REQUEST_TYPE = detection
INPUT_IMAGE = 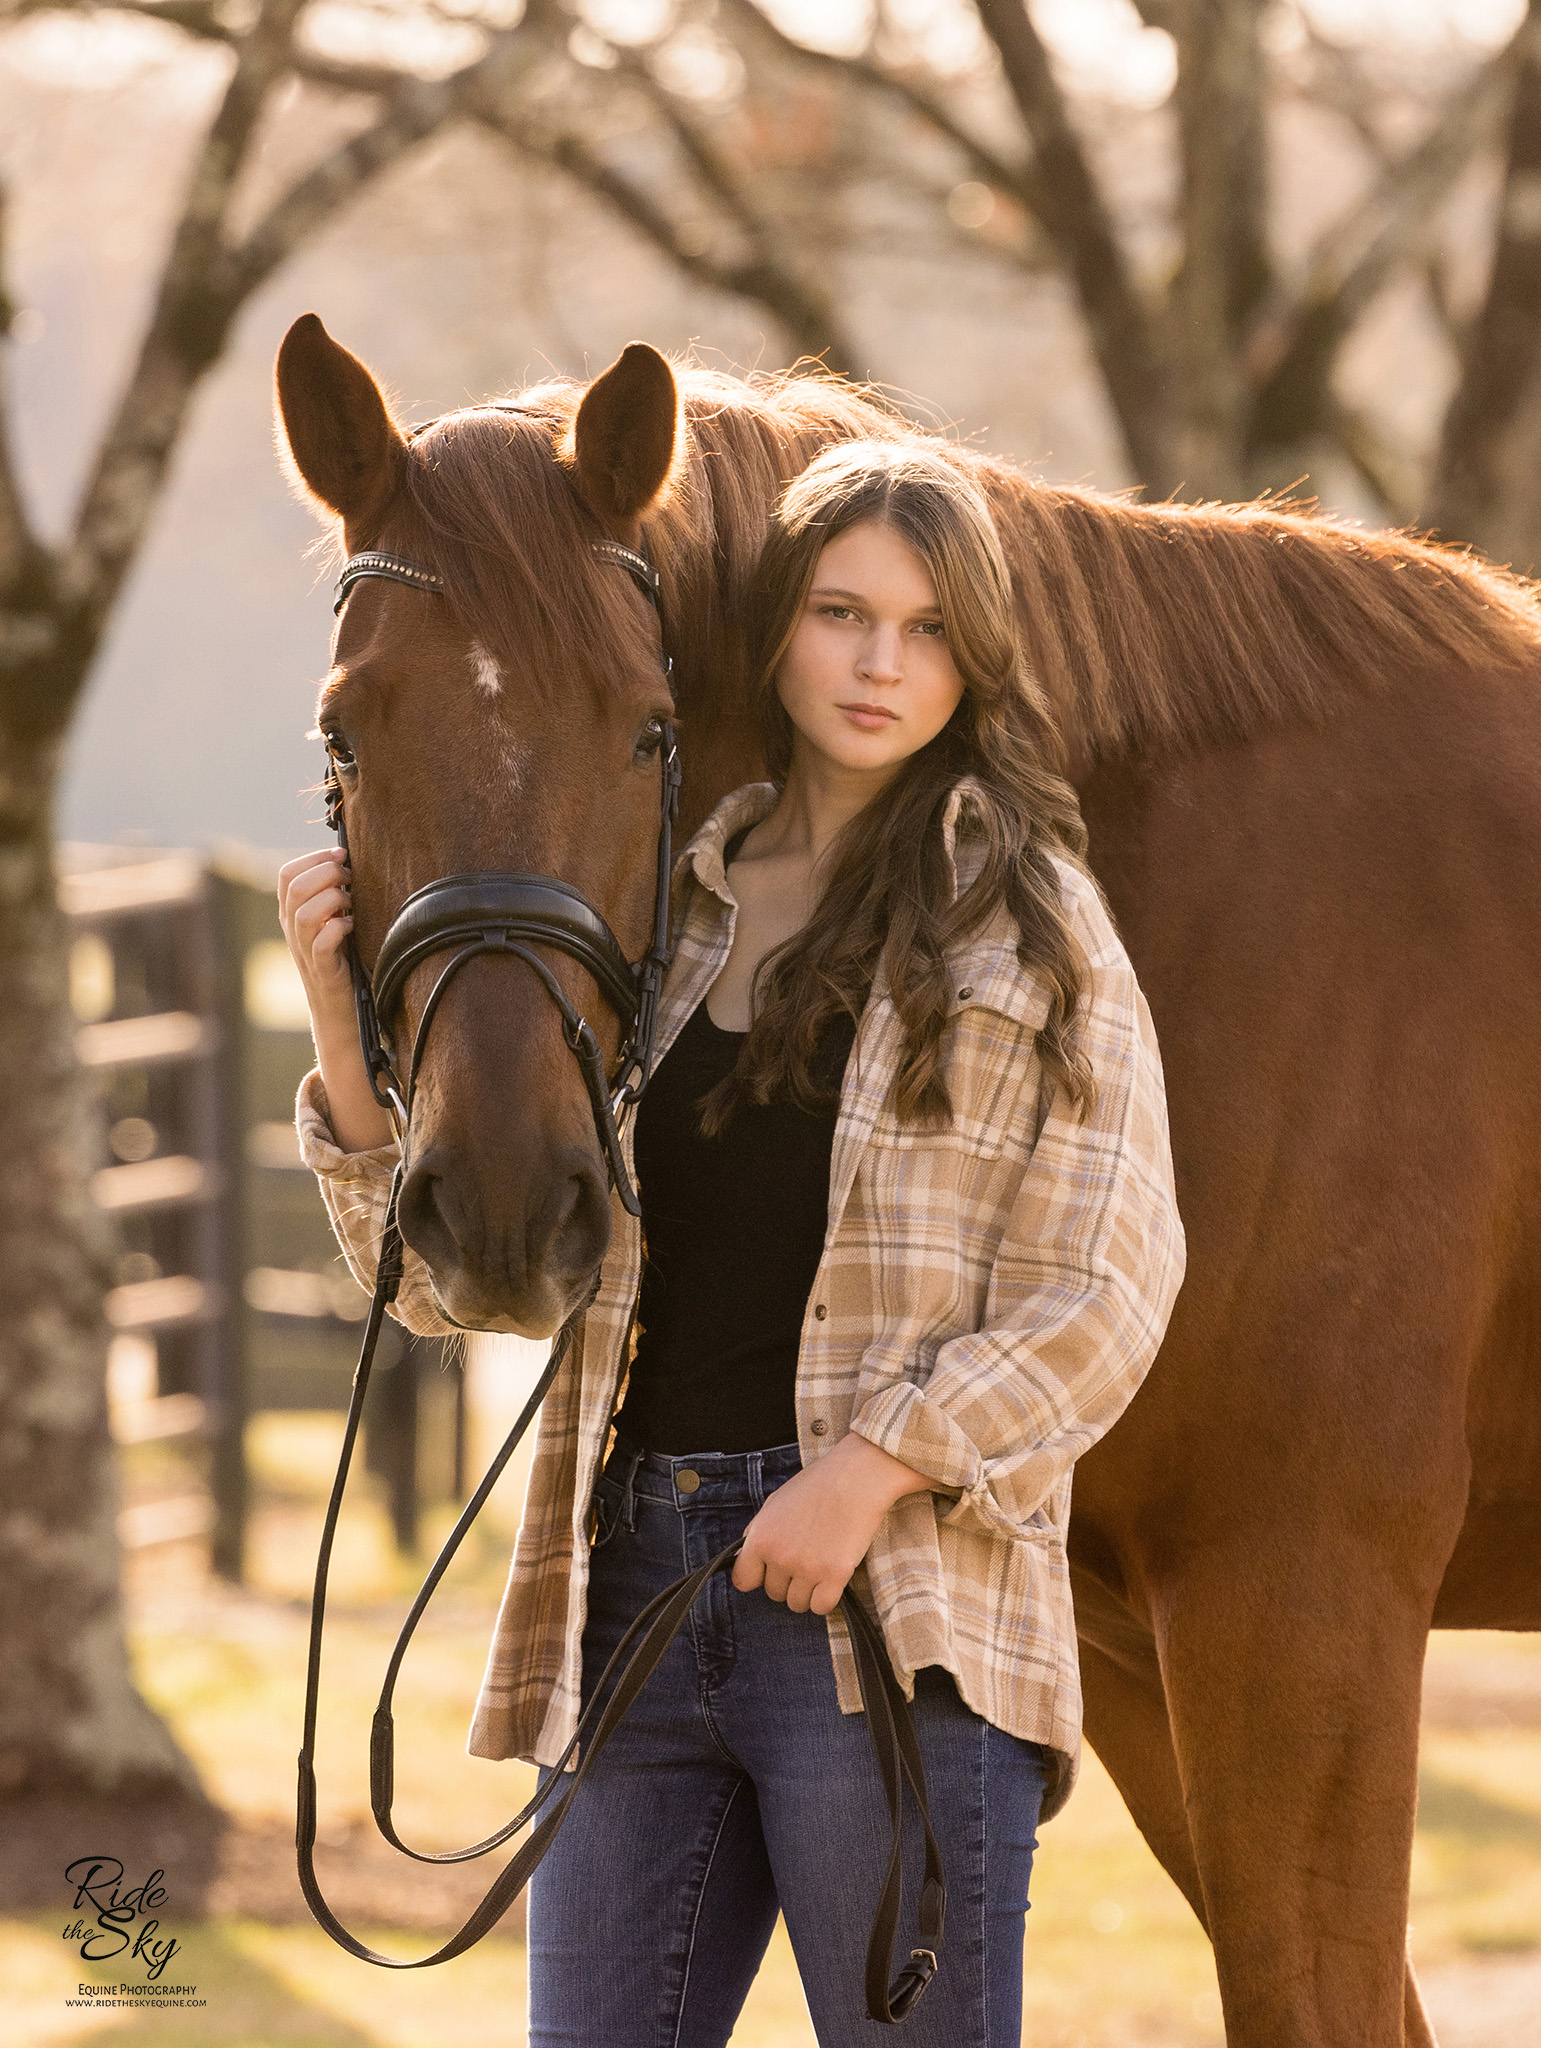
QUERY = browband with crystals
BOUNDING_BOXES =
[590,540,661,604]
[333,552,444,613]
[334,540,661,615]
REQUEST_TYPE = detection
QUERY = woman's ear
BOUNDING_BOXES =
[563,342,681,525]
[274,313,407,530]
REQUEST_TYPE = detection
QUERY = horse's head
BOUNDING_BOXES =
[276,314,683,1337]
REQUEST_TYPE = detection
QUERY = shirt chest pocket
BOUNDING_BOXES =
[864,956,1053,1162]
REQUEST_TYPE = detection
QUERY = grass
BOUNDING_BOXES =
[5,1413,1537,2045]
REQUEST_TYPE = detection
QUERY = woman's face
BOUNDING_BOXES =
[775,519,966,785]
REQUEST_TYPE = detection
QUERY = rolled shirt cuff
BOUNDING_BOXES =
[848,1380,1028,1542]
[295,1066,401,1180]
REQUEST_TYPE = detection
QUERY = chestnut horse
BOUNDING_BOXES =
[275,313,1541,2046]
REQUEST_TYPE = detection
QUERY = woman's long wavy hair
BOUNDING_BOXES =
[698,440,1096,1136]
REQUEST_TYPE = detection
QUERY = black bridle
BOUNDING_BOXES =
[297,516,946,2022]
[324,535,681,1219]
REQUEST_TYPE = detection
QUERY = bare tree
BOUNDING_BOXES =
[698,0,1537,528]
[0,0,844,1817]
[1432,0,1541,565]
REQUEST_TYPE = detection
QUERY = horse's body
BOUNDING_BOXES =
[276,317,1541,2045]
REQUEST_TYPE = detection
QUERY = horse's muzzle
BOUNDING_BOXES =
[396,1139,611,1335]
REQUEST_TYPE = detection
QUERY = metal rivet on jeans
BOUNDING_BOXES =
[675,1468,701,1494]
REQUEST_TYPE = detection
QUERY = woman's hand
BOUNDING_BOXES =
[278,847,354,1016]
[277,848,393,1153]
[732,1433,932,1616]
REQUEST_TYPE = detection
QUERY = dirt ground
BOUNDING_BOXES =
[4,1414,1537,2045]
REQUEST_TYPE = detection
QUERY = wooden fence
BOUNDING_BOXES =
[64,846,462,1579]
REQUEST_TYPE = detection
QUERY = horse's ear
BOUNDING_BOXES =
[274,313,406,527]
[563,342,681,523]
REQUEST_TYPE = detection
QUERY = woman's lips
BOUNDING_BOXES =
[838,702,899,731]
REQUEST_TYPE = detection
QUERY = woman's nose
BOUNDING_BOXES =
[856,625,903,683]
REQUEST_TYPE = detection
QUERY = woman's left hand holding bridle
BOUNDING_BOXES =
[732,1433,932,1615]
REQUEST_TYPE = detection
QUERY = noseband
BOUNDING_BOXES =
[325,537,681,1220]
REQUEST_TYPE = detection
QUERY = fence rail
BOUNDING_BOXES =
[67,845,461,1574]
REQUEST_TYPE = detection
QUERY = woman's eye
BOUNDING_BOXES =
[819,604,856,621]
[914,620,946,637]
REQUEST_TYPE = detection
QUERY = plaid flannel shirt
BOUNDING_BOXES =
[296,777,1185,1818]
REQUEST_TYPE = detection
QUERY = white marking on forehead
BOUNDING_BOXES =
[468,641,503,698]
[494,739,529,793]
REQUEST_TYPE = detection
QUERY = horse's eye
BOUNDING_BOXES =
[324,730,356,771]
[633,718,665,766]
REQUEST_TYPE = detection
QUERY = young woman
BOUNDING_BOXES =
[280,441,1185,2045]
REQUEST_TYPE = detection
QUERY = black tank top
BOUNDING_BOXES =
[616,994,857,1454]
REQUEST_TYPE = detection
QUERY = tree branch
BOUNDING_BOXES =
[53,3,571,663]
[482,108,848,366]
[1322,393,1424,525]
[36,0,547,740]
[1247,21,1528,458]
[1422,251,1468,358]
[226,73,459,295]
[1169,0,1270,496]
[230,14,595,301]
[617,54,857,369]
[83,0,468,95]
[1431,0,1541,550]
[971,0,1174,488]
[1291,18,1394,165]
[59,0,305,664]
[106,0,233,42]
[718,0,1041,218]
[0,184,45,595]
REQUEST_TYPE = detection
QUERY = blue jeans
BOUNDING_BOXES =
[527,1439,1046,2047]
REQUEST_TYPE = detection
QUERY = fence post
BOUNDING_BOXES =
[206,870,250,1580]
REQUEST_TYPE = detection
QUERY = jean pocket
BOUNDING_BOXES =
[587,1475,625,1551]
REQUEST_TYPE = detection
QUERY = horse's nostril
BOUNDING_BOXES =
[397,1152,460,1268]
[535,1158,611,1275]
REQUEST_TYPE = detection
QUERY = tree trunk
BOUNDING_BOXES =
[1170,0,1269,499]
[0,732,204,1807]
[973,0,1177,491]
[1430,0,1541,568]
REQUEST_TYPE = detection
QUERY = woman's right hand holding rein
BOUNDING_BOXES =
[278,847,395,1154]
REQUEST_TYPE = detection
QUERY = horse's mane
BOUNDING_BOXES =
[396,361,1541,765]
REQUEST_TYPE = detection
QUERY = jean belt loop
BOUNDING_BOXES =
[748,1448,764,1511]
[622,1446,642,1532]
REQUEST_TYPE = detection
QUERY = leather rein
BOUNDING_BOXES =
[297,530,946,2021]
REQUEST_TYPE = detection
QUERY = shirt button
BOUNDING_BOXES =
[957,986,974,1001]
[813,1303,828,1321]
[675,1468,701,1494]
[810,1419,828,1437]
